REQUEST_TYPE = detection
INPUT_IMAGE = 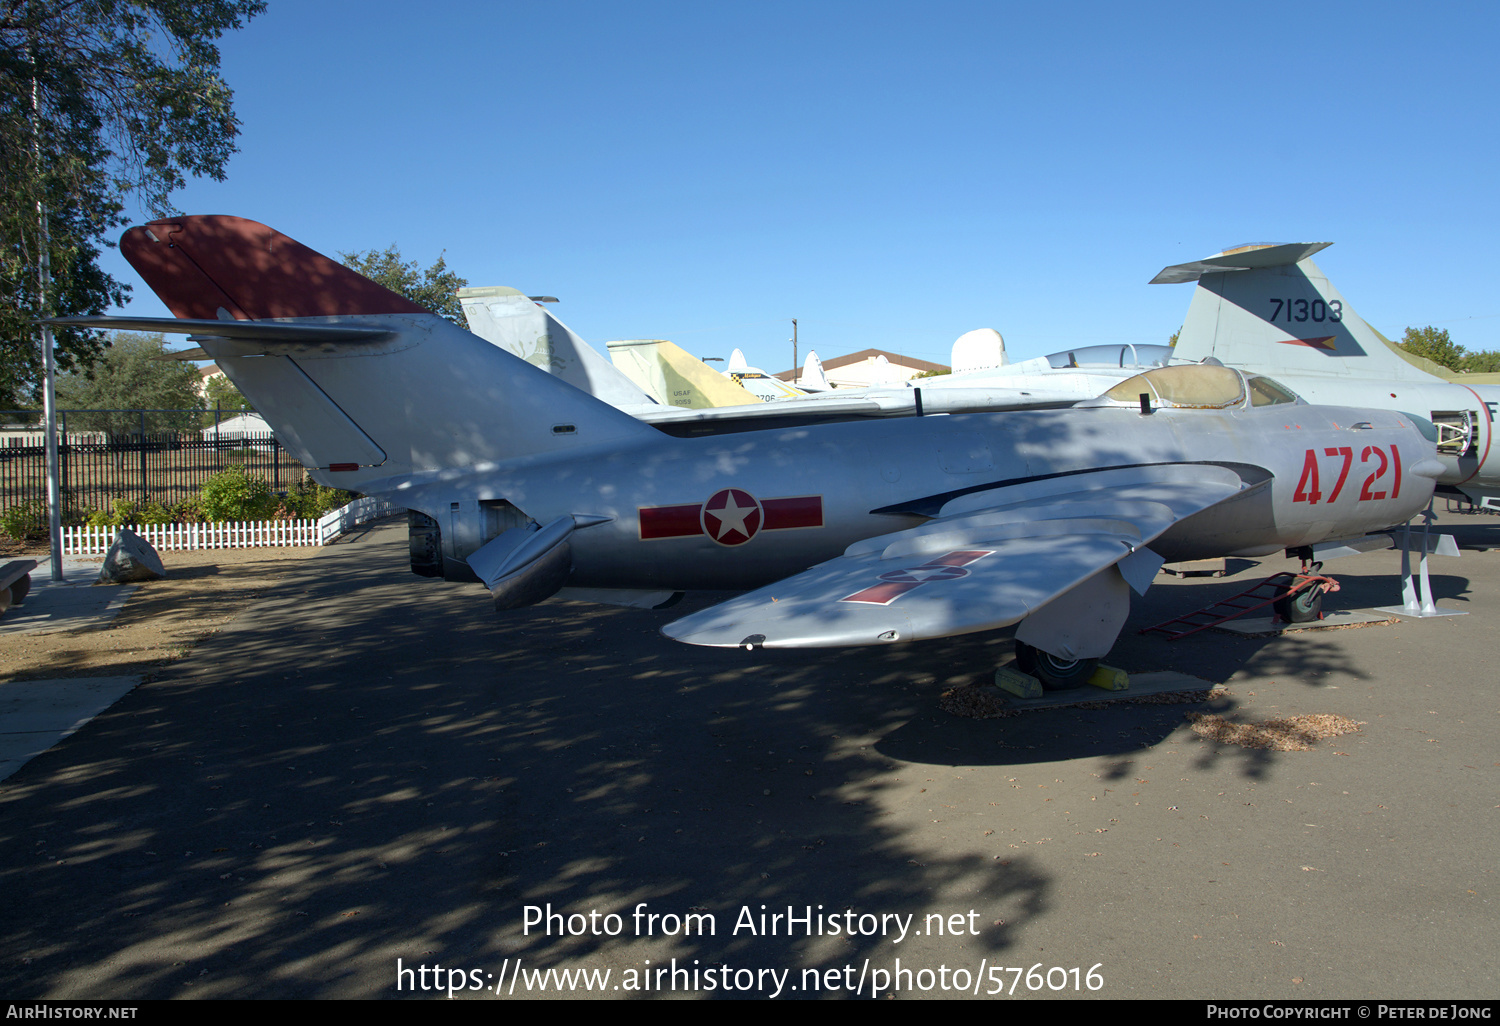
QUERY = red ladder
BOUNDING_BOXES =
[1137,571,1335,641]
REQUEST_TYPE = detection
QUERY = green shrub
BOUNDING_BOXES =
[199,466,277,522]
[284,478,354,519]
[112,499,140,525]
[1,499,49,541]
[135,502,176,525]
[3,473,352,540]
[175,500,205,523]
[82,498,172,527]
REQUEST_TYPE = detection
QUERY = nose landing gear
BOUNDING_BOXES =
[1273,559,1336,624]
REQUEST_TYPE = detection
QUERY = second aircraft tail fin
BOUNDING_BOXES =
[1161,243,1441,382]
[457,287,656,409]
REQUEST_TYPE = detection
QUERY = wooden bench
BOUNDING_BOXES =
[0,559,38,616]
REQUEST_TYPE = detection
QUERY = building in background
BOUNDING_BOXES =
[776,348,947,389]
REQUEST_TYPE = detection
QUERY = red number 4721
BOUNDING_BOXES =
[1293,445,1401,504]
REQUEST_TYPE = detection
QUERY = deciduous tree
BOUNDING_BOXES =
[1398,325,1464,370]
[0,0,265,408]
[203,370,252,413]
[1459,349,1500,374]
[56,332,203,432]
[340,245,469,328]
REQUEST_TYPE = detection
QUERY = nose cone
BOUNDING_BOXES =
[1406,457,1447,480]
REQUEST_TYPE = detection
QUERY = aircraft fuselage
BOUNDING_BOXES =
[389,401,1433,594]
[1248,375,1498,498]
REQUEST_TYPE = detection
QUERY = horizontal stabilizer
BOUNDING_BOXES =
[1151,242,1332,284]
[121,215,429,320]
[47,315,393,344]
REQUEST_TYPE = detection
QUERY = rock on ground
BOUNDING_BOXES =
[98,529,166,584]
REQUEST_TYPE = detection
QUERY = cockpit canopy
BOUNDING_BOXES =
[1043,343,1173,370]
[1079,365,1302,410]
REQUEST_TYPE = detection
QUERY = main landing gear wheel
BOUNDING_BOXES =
[1273,583,1323,623]
[1013,641,1099,691]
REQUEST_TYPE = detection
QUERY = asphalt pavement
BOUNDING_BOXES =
[0,510,1494,1000]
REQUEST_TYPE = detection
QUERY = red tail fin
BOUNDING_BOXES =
[121,215,427,321]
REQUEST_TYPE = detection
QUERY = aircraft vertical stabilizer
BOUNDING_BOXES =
[110,216,658,492]
[870,354,902,386]
[606,339,759,408]
[1162,243,1440,382]
[799,350,833,392]
[457,287,652,408]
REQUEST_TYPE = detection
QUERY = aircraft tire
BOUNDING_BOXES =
[1013,641,1099,691]
[1273,584,1323,624]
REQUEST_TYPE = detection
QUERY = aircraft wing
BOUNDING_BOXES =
[662,465,1249,648]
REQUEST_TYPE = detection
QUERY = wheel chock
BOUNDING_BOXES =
[995,666,1044,699]
[1088,664,1130,692]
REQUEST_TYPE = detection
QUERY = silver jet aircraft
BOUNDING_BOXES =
[58,216,1442,688]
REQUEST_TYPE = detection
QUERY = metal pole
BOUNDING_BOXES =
[59,409,67,509]
[792,318,798,385]
[40,318,61,579]
[33,50,62,580]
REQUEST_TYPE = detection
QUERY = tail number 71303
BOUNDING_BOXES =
[1293,445,1402,505]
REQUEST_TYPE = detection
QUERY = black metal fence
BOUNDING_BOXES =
[1,410,306,516]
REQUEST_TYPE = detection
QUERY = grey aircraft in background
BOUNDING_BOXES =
[1163,242,1500,508]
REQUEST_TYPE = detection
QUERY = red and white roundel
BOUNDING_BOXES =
[878,564,971,584]
[701,488,763,546]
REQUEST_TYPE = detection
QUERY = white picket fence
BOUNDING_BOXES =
[314,495,402,544]
[61,495,404,555]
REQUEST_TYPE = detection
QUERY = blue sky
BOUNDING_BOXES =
[103,0,1500,373]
